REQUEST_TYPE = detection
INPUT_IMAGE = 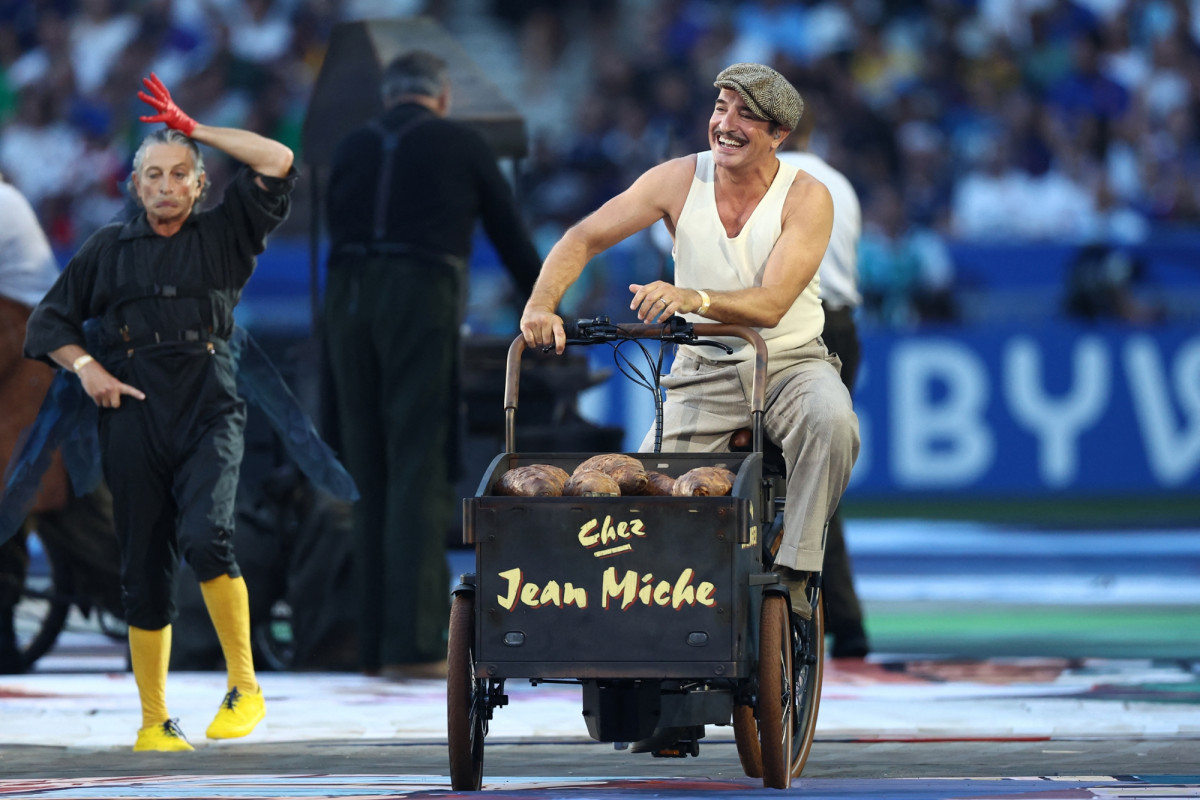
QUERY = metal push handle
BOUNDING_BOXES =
[502,318,768,455]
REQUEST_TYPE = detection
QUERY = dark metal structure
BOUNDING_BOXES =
[301,16,528,165]
[300,16,528,324]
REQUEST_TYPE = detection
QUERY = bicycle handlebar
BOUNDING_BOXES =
[504,316,769,455]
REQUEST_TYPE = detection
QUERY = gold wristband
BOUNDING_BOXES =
[696,289,711,316]
[72,354,95,373]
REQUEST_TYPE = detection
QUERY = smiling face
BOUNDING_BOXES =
[709,88,781,168]
[132,143,205,233]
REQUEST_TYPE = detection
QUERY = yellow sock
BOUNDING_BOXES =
[128,625,171,729]
[199,574,257,694]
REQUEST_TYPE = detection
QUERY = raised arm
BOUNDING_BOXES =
[138,73,293,180]
[521,156,694,353]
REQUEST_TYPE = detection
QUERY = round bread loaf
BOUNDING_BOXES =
[495,464,569,496]
[563,470,621,496]
[574,453,648,495]
[642,471,677,496]
[526,463,569,490]
[672,466,736,497]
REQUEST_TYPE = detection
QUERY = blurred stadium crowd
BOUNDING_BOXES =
[1,0,1196,327]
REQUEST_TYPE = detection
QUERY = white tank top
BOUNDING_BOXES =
[673,151,824,363]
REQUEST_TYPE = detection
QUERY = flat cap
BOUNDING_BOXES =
[713,63,804,130]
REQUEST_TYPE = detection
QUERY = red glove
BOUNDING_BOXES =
[137,73,197,136]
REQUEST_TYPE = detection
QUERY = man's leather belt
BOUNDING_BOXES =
[332,242,465,271]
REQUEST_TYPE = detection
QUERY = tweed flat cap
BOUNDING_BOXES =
[714,63,804,130]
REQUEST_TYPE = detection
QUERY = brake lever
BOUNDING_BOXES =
[691,338,735,354]
[564,324,621,346]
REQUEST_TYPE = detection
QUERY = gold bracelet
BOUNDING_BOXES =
[696,289,711,316]
[72,354,95,373]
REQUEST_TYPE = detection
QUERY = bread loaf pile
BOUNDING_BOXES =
[494,455,735,498]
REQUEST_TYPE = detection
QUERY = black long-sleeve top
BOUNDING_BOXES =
[25,167,295,364]
[325,103,541,295]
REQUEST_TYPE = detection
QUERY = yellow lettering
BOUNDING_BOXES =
[696,582,716,607]
[638,572,654,604]
[520,582,541,607]
[497,568,522,611]
[578,517,647,551]
[653,580,671,606]
[539,581,562,608]
[578,518,600,547]
[672,568,697,609]
[564,583,588,608]
[601,567,638,610]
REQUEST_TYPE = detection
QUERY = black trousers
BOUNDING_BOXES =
[323,255,458,669]
[819,303,867,643]
[99,347,244,630]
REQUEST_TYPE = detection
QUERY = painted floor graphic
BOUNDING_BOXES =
[2,774,1199,800]
[3,659,1199,798]
[2,658,1199,748]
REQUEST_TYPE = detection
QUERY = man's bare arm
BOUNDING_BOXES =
[628,172,833,326]
[522,156,694,353]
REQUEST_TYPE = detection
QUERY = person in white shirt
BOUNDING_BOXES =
[777,108,870,658]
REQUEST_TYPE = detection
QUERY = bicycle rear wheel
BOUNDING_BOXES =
[790,597,824,778]
[758,593,793,789]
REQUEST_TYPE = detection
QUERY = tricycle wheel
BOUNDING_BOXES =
[790,597,824,778]
[447,594,484,790]
[732,704,762,778]
[757,593,793,789]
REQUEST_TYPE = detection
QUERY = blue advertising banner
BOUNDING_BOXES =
[580,324,1200,500]
[851,324,1200,497]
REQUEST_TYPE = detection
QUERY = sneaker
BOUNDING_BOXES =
[206,686,266,739]
[133,718,194,752]
[773,567,813,621]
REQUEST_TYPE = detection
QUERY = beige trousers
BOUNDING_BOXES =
[639,338,860,572]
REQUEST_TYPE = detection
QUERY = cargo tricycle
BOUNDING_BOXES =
[448,317,824,790]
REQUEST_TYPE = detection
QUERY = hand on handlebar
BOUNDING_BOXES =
[520,307,567,354]
[630,281,696,323]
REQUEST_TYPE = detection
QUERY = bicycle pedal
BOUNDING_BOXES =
[648,740,700,758]
[649,746,688,758]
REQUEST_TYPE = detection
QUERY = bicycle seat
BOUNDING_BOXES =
[728,428,786,477]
